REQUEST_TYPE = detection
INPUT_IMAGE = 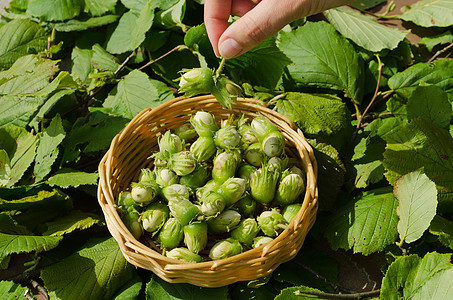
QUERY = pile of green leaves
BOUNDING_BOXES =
[0,0,452,299]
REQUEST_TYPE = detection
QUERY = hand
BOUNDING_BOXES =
[204,0,352,59]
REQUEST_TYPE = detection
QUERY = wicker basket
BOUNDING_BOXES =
[97,95,318,287]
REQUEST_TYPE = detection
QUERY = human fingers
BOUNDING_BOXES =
[204,0,233,57]
[218,0,351,59]
[204,0,257,56]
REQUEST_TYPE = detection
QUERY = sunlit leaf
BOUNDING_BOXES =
[47,169,98,188]
[278,21,364,102]
[395,169,437,244]
[398,0,453,27]
[0,233,62,260]
[27,0,83,21]
[103,69,174,118]
[0,19,48,70]
[381,252,453,299]
[325,7,408,52]
[0,280,31,299]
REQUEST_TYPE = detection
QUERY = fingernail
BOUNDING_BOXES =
[219,38,242,59]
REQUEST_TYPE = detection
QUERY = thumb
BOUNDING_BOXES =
[217,0,350,59]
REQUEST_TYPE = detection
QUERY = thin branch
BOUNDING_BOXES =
[353,55,383,139]
[295,289,381,299]
[352,7,396,20]
[138,45,186,71]
[294,260,352,293]
[31,279,49,300]
[428,42,453,63]
[115,51,136,75]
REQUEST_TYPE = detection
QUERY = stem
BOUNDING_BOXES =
[216,57,227,77]
[138,45,186,71]
[428,42,453,63]
[353,102,361,121]
[295,289,381,299]
[353,55,383,139]
[115,51,136,75]
[46,27,56,58]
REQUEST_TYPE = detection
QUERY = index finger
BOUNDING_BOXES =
[204,0,233,56]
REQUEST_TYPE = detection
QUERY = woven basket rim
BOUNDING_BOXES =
[98,95,318,287]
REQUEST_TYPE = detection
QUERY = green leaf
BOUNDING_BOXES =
[0,232,62,260]
[406,85,451,129]
[419,30,453,52]
[155,0,186,28]
[84,0,117,16]
[106,2,155,54]
[0,188,70,211]
[0,280,31,299]
[381,252,453,300]
[325,7,408,52]
[383,118,453,212]
[227,37,291,89]
[34,115,66,182]
[0,256,10,270]
[92,44,120,72]
[8,190,73,231]
[39,210,104,236]
[388,59,453,101]
[278,21,364,102]
[0,55,60,128]
[29,89,76,131]
[121,0,147,13]
[395,169,437,244]
[54,15,120,32]
[275,92,350,135]
[145,275,229,300]
[324,187,399,255]
[27,0,83,21]
[350,0,386,10]
[47,168,98,188]
[308,140,346,211]
[398,0,453,27]
[429,215,453,249]
[41,237,135,300]
[275,286,327,300]
[103,69,174,118]
[354,160,385,188]
[412,268,453,299]
[0,212,32,235]
[0,126,38,187]
[62,111,129,161]
[112,273,142,300]
[366,117,409,140]
[71,47,94,83]
[0,19,48,70]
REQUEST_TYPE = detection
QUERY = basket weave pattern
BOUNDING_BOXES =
[98,95,318,287]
